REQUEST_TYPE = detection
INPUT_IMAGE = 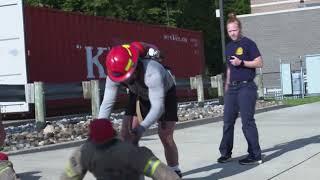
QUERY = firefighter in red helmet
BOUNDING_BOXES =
[98,42,182,177]
[61,119,180,180]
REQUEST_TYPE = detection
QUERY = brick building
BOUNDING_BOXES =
[236,1,320,89]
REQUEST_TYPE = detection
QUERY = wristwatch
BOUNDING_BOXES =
[240,60,244,66]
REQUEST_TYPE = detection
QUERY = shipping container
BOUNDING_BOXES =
[0,0,205,115]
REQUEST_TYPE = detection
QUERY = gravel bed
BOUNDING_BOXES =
[2,100,281,152]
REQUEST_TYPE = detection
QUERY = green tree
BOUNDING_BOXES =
[124,0,180,26]
[61,0,126,18]
[25,0,65,8]
[176,0,222,75]
[224,0,251,16]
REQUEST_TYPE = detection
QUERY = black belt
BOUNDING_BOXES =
[230,80,252,86]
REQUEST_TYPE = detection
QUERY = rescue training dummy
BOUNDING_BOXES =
[0,120,18,180]
[61,119,181,180]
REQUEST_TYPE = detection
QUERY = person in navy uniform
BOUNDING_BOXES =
[217,13,263,165]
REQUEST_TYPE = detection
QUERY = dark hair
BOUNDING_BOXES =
[227,12,242,30]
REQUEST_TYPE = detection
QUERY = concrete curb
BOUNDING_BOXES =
[7,104,288,156]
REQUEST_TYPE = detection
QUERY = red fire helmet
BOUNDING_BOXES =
[105,44,139,82]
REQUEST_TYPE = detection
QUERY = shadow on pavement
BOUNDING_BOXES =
[263,134,320,162]
[17,171,41,180]
[183,135,320,179]
[182,155,258,180]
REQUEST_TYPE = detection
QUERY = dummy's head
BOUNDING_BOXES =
[88,119,116,144]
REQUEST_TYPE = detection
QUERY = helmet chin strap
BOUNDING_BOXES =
[126,77,135,85]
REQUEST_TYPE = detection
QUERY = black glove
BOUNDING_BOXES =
[131,125,146,146]
[131,125,146,137]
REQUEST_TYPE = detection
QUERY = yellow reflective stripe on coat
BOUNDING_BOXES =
[151,160,160,176]
[0,161,12,173]
[65,162,81,180]
[0,166,10,174]
[144,157,161,177]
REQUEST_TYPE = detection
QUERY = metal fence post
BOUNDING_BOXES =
[26,83,35,103]
[90,80,100,119]
[255,74,264,99]
[216,74,224,104]
[195,75,204,105]
[190,76,196,90]
[82,81,91,100]
[210,76,218,88]
[34,82,46,130]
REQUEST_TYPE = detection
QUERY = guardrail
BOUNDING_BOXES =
[0,74,264,129]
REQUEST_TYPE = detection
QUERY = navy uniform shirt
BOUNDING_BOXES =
[226,36,261,82]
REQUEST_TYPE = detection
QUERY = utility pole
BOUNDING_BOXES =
[165,0,170,26]
[219,0,226,63]
[299,56,305,98]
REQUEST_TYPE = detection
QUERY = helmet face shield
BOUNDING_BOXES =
[105,44,139,82]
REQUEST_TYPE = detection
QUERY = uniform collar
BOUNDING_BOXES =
[233,35,244,43]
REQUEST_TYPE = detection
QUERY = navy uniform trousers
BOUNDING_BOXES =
[219,81,261,159]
